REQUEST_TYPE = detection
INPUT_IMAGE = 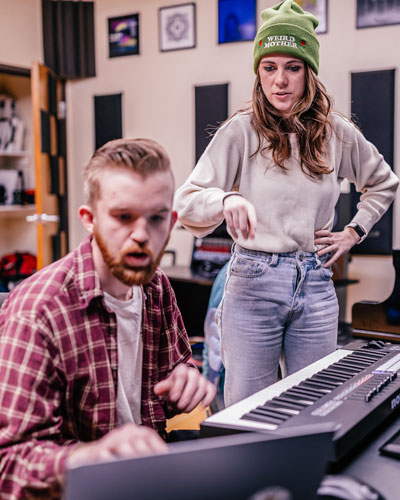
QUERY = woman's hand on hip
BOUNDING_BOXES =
[315,228,360,267]
[223,195,257,240]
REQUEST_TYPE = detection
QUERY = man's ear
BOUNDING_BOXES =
[170,210,178,231]
[79,205,95,234]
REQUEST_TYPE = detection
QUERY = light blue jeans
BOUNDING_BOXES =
[219,245,339,407]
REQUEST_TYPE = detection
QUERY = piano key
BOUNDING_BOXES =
[240,412,282,426]
[285,386,324,399]
[272,395,311,408]
[248,407,291,421]
[285,388,321,401]
[318,369,351,381]
[309,374,343,386]
[298,380,332,393]
[326,363,360,375]
[261,402,300,415]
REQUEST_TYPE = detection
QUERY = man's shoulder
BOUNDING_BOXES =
[4,251,76,315]
[3,238,97,316]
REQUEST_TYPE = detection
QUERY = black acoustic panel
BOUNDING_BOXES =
[58,195,68,235]
[42,0,96,78]
[195,83,228,163]
[40,110,51,154]
[350,69,395,255]
[94,93,123,150]
[48,73,57,116]
[51,234,61,262]
[49,155,60,194]
[57,118,66,157]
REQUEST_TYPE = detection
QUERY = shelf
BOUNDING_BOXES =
[0,204,36,217]
[0,151,29,158]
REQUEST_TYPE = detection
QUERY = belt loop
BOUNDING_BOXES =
[315,253,322,269]
[270,253,278,266]
[231,242,236,255]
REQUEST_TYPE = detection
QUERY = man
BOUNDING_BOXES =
[0,138,216,500]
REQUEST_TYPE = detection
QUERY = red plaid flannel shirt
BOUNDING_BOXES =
[0,236,192,499]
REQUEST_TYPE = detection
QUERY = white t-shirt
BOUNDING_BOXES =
[104,287,143,425]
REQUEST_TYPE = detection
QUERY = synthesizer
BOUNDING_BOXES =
[201,340,400,461]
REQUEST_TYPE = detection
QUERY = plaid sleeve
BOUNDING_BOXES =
[0,312,74,500]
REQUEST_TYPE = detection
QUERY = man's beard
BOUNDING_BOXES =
[93,227,170,286]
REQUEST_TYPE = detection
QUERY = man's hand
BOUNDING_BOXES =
[154,364,216,413]
[67,423,168,468]
[223,195,257,240]
[315,227,360,267]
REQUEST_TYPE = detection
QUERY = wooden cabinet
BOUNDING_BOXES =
[0,72,37,259]
[0,63,68,271]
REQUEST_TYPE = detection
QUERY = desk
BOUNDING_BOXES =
[163,265,214,338]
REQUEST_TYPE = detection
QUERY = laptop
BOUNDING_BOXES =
[65,424,334,500]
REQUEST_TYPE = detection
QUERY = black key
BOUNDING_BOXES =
[298,380,332,393]
[270,397,305,411]
[241,412,284,425]
[250,407,291,421]
[261,401,299,415]
[285,388,320,401]
[273,395,310,408]
[318,369,351,381]
[287,386,324,399]
[311,374,343,386]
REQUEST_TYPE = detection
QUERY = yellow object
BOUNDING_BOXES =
[166,405,209,432]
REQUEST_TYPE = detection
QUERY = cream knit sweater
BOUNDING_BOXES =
[174,112,399,253]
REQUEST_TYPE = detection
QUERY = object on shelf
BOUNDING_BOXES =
[0,95,26,152]
[0,251,36,291]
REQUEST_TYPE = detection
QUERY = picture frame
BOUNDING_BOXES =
[295,0,328,34]
[159,3,196,52]
[218,0,257,44]
[356,0,400,29]
[108,13,139,58]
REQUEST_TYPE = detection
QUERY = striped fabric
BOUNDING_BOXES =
[0,236,192,500]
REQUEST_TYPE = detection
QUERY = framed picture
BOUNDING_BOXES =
[356,0,400,29]
[295,0,328,34]
[218,0,257,44]
[108,13,139,58]
[159,3,196,52]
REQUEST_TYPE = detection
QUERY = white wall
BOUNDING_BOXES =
[0,0,42,69]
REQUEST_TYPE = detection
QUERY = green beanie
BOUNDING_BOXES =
[253,0,319,75]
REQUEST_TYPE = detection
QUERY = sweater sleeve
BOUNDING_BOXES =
[336,116,399,234]
[174,117,244,237]
[0,313,75,500]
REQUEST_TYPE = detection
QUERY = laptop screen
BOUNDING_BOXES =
[65,427,333,500]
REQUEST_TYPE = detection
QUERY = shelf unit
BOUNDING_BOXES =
[0,70,37,259]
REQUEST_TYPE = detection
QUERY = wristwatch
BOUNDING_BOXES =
[346,223,367,243]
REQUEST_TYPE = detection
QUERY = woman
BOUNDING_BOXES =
[174,0,399,406]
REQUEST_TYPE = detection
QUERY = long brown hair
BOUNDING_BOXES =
[250,64,333,178]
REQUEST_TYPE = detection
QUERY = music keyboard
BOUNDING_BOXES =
[201,340,400,461]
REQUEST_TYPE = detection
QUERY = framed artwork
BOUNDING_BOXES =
[294,0,328,34]
[218,0,257,44]
[108,13,139,58]
[356,0,400,29]
[159,3,196,52]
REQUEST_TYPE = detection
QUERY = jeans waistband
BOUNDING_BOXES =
[234,244,330,267]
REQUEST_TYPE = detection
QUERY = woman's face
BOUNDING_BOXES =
[258,53,306,117]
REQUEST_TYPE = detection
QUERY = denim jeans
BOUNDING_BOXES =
[219,245,339,407]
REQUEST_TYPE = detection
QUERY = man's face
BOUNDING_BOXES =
[91,167,176,287]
